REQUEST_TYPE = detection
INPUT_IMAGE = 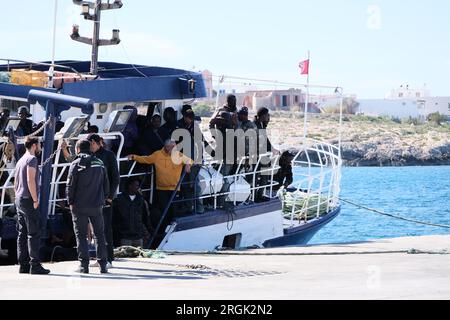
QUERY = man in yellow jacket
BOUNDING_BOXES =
[127,140,192,237]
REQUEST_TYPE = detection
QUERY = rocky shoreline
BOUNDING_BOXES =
[284,114,450,167]
[341,143,450,167]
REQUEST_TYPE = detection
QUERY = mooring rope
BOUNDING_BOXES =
[114,246,449,259]
[339,198,450,229]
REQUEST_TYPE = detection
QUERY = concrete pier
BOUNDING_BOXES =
[1,235,449,300]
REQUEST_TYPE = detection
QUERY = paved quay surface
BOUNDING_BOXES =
[1,235,449,300]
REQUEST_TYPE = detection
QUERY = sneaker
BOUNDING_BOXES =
[74,265,89,274]
[99,262,108,274]
[19,265,30,274]
[30,264,51,275]
[89,261,112,269]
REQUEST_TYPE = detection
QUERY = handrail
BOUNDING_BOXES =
[147,170,187,248]
[281,139,342,226]
[0,58,86,81]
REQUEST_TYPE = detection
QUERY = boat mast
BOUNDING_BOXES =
[70,0,123,75]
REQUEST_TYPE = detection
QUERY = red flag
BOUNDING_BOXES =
[299,59,309,75]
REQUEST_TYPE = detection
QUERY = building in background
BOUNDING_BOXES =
[386,85,430,100]
[201,70,213,98]
[357,85,450,120]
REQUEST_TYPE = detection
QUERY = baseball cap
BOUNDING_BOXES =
[238,107,249,115]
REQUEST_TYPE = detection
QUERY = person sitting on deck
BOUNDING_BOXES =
[273,150,295,192]
[113,178,151,248]
[127,140,192,243]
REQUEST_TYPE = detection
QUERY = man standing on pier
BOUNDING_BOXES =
[87,133,119,268]
[66,139,109,274]
[14,137,50,275]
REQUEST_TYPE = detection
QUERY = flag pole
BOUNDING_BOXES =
[48,0,58,88]
[303,50,310,140]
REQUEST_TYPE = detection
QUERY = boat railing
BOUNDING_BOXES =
[1,135,339,225]
[0,134,281,218]
[281,139,342,227]
[0,58,86,81]
[126,152,282,213]
[47,132,155,215]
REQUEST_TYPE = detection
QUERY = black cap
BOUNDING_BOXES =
[181,104,193,116]
[18,106,32,118]
[87,133,102,144]
[238,107,249,115]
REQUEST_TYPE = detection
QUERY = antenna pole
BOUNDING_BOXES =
[70,0,123,75]
[49,0,58,88]
[91,0,102,75]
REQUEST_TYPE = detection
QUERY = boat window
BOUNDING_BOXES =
[222,233,242,250]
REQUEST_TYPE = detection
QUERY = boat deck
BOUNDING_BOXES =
[1,235,449,300]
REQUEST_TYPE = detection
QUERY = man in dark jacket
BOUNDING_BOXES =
[175,109,208,213]
[139,114,168,156]
[114,178,151,247]
[66,139,109,274]
[209,94,238,130]
[87,133,120,266]
[16,106,34,137]
[160,107,177,138]
[273,150,295,191]
[253,107,279,202]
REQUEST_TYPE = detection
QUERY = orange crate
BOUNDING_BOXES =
[10,69,48,87]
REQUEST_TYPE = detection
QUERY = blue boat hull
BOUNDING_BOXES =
[263,206,341,248]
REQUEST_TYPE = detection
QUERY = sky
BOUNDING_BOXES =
[1,0,450,98]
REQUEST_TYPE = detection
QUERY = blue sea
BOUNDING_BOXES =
[304,166,450,244]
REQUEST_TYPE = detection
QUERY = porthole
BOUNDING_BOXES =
[98,103,108,114]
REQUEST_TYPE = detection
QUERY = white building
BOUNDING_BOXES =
[357,99,421,118]
[420,97,450,118]
[358,85,450,120]
[386,85,430,100]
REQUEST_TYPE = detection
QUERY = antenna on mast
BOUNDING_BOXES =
[70,0,123,75]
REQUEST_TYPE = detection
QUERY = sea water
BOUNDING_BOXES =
[306,166,450,244]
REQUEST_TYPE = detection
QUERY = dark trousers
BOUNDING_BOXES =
[255,164,271,201]
[72,207,107,267]
[218,164,235,207]
[16,198,42,267]
[154,190,177,233]
[181,165,204,213]
[102,206,114,263]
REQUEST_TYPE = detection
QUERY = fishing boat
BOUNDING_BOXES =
[0,1,342,256]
